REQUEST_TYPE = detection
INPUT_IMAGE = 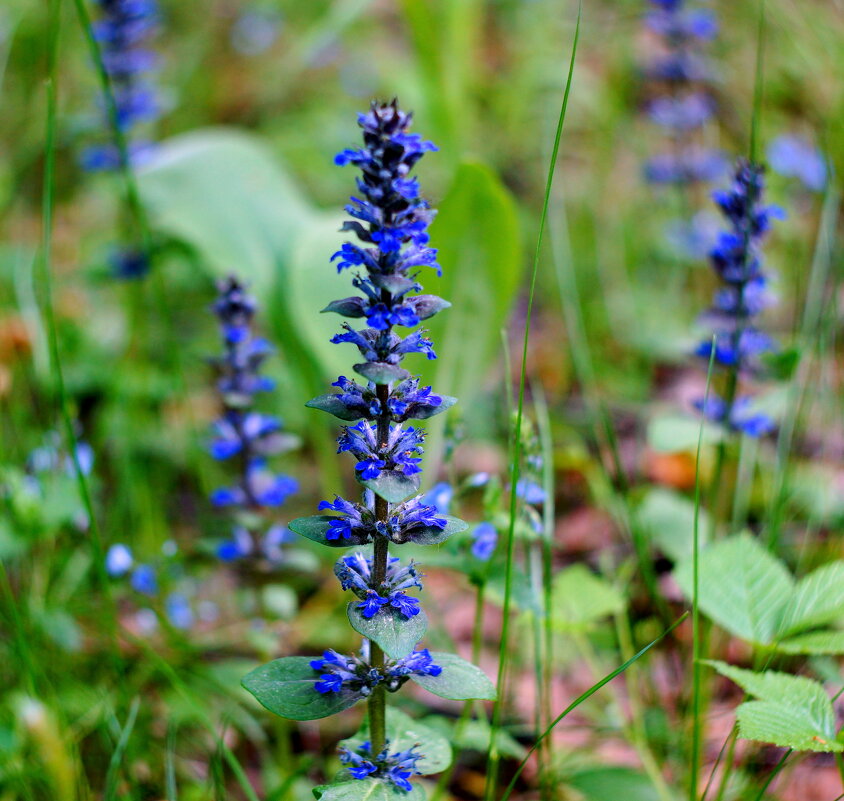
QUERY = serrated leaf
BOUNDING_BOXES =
[241,657,363,721]
[708,660,841,752]
[354,362,410,385]
[340,707,452,776]
[777,631,844,654]
[306,394,365,422]
[363,471,420,504]
[406,515,468,545]
[409,652,496,700]
[288,515,371,547]
[313,780,426,801]
[777,562,844,637]
[675,533,793,645]
[347,604,427,660]
[551,565,626,630]
[635,487,710,563]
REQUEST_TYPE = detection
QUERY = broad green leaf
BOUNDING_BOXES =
[241,657,363,721]
[778,562,844,637]
[409,652,496,701]
[347,604,427,660]
[566,767,670,801]
[777,631,844,655]
[406,395,458,420]
[647,414,724,454]
[138,129,314,294]
[313,780,425,801]
[423,163,523,410]
[674,534,793,645]
[422,716,527,760]
[288,515,370,547]
[363,471,420,504]
[340,707,452,776]
[708,660,841,752]
[355,362,410,386]
[635,487,710,563]
[407,515,468,546]
[551,565,625,630]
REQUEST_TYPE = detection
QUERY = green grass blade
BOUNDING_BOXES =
[484,5,582,796]
[104,697,140,801]
[498,613,688,801]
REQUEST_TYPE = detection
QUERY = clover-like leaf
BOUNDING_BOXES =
[347,603,427,660]
[306,394,366,422]
[241,657,363,721]
[406,515,468,546]
[313,780,426,801]
[363,471,420,504]
[409,652,496,701]
[288,515,371,547]
[354,362,410,385]
[708,660,842,752]
[340,707,452,776]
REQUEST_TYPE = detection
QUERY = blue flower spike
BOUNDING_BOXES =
[241,101,495,795]
[210,276,298,566]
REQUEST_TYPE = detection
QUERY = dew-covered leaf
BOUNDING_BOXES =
[241,657,362,721]
[288,515,371,547]
[347,603,427,660]
[409,652,496,701]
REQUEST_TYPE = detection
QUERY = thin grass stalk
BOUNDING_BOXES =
[484,8,581,795]
[104,697,140,801]
[499,613,688,801]
[691,339,718,801]
[39,0,119,643]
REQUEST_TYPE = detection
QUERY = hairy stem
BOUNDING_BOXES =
[368,382,391,755]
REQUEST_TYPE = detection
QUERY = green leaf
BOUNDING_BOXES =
[777,562,844,637]
[306,394,366,422]
[354,362,410,385]
[363,471,420,504]
[409,652,496,700]
[777,631,844,654]
[634,487,710,563]
[566,767,670,801]
[241,657,363,721]
[347,604,427,660]
[422,716,526,760]
[138,130,314,295]
[288,515,370,547]
[647,414,724,454]
[407,515,468,546]
[551,565,626,630]
[674,533,793,645]
[708,660,842,752]
[340,707,452,776]
[408,395,458,420]
[313,780,426,801]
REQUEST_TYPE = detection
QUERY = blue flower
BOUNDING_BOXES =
[106,543,133,576]
[471,523,498,561]
[694,394,775,438]
[335,553,423,619]
[165,593,194,629]
[358,591,390,618]
[337,422,425,482]
[310,649,382,696]
[767,135,827,192]
[387,648,443,678]
[130,564,157,595]
[422,482,453,515]
[339,741,424,791]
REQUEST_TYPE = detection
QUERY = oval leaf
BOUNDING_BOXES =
[354,362,410,385]
[306,394,365,422]
[407,515,468,546]
[347,603,427,660]
[288,515,371,547]
[313,780,426,801]
[407,395,458,421]
[241,657,363,721]
[410,652,496,701]
[363,471,420,504]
